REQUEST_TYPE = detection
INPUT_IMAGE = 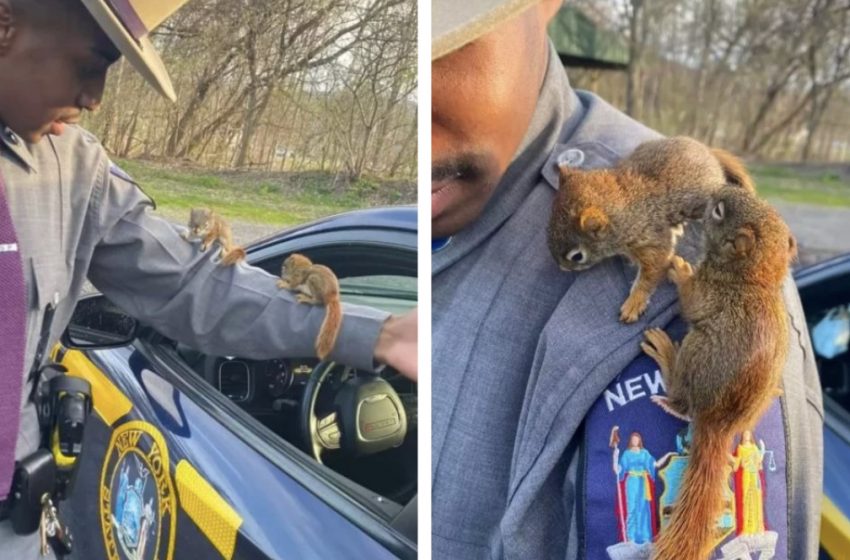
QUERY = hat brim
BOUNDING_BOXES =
[432,0,542,60]
[79,0,177,102]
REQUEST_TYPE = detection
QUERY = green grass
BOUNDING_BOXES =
[114,158,414,226]
[750,163,850,208]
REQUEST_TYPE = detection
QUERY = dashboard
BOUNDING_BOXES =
[215,356,317,408]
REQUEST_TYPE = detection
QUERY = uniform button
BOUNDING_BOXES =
[4,127,18,145]
[557,148,584,168]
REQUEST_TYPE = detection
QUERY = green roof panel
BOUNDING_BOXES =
[548,5,629,69]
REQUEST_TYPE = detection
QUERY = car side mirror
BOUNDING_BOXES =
[61,295,139,349]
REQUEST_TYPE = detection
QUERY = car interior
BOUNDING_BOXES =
[172,243,419,507]
[798,266,850,415]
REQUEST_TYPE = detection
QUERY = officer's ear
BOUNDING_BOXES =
[0,0,17,56]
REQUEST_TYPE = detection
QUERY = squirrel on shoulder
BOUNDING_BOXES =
[277,253,342,361]
[181,207,246,266]
[547,136,755,322]
[640,188,796,560]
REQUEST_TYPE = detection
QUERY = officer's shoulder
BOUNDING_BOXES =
[572,89,663,163]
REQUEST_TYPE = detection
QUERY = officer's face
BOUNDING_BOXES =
[0,0,120,142]
[431,0,563,238]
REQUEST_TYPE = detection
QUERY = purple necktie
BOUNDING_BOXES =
[0,170,25,500]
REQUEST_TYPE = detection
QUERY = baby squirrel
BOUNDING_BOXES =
[182,208,246,266]
[277,254,342,361]
[640,188,796,560]
[547,136,755,322]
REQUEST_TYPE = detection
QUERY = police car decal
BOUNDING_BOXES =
[100,421,176,560]
[583,350,787,560]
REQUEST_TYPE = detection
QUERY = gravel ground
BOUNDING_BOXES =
[771,201,850,267]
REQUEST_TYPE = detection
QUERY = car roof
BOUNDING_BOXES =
[248,205,417,252]
[794,252,850,288]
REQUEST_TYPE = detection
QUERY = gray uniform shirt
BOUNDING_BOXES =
[0,123,389,468]
[432,44,823,559]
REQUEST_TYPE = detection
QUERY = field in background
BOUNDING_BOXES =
[117,158,416,233]
[751,163,850,207]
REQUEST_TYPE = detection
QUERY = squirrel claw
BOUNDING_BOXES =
[620,294,648,323]
[668,255,693,284]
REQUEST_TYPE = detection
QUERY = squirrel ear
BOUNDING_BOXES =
[788,234,798,261]
[580,207,609,234]
[733,226,755,256]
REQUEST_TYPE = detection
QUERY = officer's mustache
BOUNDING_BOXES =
[431,153,492,188]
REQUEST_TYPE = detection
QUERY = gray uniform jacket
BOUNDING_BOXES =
[432,44,823,559]
[0,123,388,470]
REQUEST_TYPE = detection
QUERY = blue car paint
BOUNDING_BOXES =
[67,207,417,558]
[87,345,397,559]
[824,425,850,519]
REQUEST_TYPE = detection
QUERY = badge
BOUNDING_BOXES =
[100,421,176,560]
[583,348,787,560]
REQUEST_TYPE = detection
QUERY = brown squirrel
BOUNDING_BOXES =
[277,253,342,361]
[181,208,246,266]
[547,136,755,322]
[640,188,796,560]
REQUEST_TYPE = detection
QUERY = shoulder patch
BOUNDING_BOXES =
[581,330,788,560]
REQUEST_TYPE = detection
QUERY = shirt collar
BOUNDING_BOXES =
[0,123,38,173]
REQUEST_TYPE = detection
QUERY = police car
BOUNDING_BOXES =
[794,253,850,559]
[55,207,417,559]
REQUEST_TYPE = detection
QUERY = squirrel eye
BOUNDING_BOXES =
[566,249,586,264]
[711,201,725,221]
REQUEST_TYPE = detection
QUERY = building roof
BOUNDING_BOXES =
[548,5,629,70]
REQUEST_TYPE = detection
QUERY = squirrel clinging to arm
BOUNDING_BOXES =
[277,253,342,361]
[547,136,755,323]
[181,207,246,266]
[640,188,796,560]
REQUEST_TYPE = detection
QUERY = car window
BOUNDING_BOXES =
[339,275,417,315]
[801,270,850,415]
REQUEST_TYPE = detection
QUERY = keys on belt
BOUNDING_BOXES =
[39,494,73,557]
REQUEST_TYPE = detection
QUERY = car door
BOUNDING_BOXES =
[58,219,417,560]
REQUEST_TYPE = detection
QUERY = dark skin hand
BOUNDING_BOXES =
[0,0,120,143]
[431,0,563,238]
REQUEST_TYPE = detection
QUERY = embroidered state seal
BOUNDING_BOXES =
[100,421,176,560]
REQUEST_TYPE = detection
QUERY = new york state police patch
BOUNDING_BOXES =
[100,421,176,560]
[582,346,788,559]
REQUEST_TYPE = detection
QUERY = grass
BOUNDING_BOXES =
[750,163,850,208]
[114,158,415,227]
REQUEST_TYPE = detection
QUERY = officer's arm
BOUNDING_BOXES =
[84,163,389,370]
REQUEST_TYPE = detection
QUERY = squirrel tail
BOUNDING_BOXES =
[316,294,342,361]
[221,246,247,266]
[711,148,756,193]
[651,422,732,560]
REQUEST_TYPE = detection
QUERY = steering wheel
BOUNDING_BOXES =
[300,362,408,464]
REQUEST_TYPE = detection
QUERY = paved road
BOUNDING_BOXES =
[772,201,850,267]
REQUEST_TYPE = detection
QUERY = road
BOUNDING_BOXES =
[772,201,850,267]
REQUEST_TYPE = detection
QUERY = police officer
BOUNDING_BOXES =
[0,0,417,557]
[431,1,822,558]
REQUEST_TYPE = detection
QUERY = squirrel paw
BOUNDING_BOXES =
[641,328,676,367]
[296,293,317,304]
[668,255,693,284]
[620,293,648,323]
[276,279,291,290]
[650,395,691,421]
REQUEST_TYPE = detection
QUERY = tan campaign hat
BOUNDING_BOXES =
[79,0,191,102]
[432,0,543,60]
